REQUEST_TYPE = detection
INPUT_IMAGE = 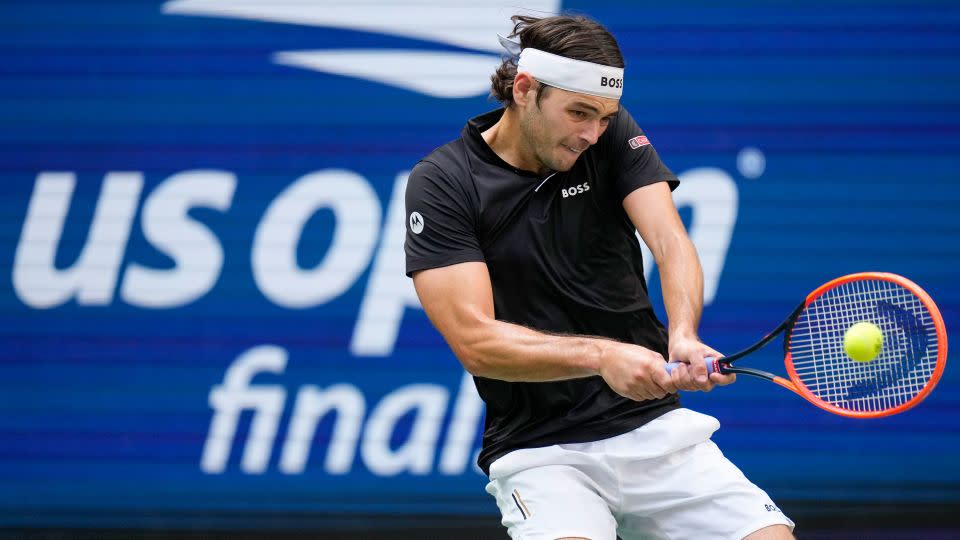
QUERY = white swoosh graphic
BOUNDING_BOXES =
[275,49,500,98]
[162,0,559,98]
[163,0,557,52]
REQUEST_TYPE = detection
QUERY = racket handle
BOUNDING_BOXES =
[664,357,720,375]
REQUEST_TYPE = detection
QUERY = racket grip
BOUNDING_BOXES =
[664,357,720,375]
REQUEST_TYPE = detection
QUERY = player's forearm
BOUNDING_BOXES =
[657,235,704,341]
[454,317,606,382]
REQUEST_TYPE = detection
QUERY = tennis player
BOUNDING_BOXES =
[405,14,795,540]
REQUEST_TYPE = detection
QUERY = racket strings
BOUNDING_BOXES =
[787,279,939,413]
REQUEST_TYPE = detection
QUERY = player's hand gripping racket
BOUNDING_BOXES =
[665,272,947,418]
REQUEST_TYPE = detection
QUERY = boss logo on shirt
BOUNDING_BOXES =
[409,211,424,234]
[561,182,590,198]
[600,76,623,89]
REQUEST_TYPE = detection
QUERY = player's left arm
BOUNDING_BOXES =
[623,182,735,391]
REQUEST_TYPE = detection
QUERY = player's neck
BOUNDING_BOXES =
[481,107,545,175]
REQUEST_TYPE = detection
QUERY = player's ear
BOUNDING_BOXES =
[512,72,537,108]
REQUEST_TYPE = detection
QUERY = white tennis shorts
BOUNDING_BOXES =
[485,408,795,540]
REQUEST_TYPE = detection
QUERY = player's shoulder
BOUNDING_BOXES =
[414,108,502,183]
[595,106,651,155]
[424,139,463,165]
[411,137,472,188]
[606,106,644,138]
[406,137,480,227]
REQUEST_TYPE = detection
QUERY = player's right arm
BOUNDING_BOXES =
[412,261,678,401]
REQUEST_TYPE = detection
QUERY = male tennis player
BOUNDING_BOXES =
[405,14,795,540]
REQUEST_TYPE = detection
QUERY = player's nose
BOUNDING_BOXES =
[579,120,603,146]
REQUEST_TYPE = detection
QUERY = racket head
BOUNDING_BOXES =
[783,272,947,418]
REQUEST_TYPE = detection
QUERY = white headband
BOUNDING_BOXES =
[516,47,624,99]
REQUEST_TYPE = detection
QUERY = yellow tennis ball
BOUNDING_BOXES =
[844,322,883,362]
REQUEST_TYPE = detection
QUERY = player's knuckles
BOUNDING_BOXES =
[691,359,708,375]
[655,377,677,395]
[695,375,713,388]
[647,389,667,400]
[710,373,736,386]
[671,370,690,389]
[658,376,679,395]
[674,369,698,390]
[618,376,646,398]
[633,377,662,398]
[626,384,653,401]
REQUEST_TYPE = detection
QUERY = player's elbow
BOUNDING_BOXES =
[449,337,493,378]
[448,315,499,378]
[453,344,486,376]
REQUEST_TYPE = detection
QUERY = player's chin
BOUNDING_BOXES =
[552,147,581,170]
[549,159,577,172]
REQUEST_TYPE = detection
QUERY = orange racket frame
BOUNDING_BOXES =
[669,272,947,418]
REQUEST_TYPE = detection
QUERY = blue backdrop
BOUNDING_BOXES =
[2,0,959,529]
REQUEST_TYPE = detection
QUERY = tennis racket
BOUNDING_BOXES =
[665,272,947,418]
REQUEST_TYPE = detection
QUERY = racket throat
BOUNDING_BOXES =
[722,365,779,382]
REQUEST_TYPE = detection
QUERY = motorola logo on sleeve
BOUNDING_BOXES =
[409,211,424,234]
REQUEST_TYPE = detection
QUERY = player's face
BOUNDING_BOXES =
[520,84,620,173]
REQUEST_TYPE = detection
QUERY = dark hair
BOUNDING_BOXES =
[490,14,625,107]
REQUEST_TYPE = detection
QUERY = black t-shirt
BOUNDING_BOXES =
[405,107,681,475]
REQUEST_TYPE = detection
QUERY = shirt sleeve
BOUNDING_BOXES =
[404,159,485,277]
[603,107,680,201]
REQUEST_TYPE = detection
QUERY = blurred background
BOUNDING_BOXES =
[2,0,959,538]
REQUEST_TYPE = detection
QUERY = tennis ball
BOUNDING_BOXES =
[844,322,883,362]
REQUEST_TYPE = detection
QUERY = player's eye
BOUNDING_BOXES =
[570,110,587,119]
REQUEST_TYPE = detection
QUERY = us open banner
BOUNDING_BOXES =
[2,0,959,528]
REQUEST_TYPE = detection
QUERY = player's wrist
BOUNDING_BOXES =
[590,338,613,375]
[668,332,699,354]
[668,324,698,336]
[668,328,699,345]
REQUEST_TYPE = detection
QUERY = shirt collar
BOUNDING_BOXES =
[463,108,543,178]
